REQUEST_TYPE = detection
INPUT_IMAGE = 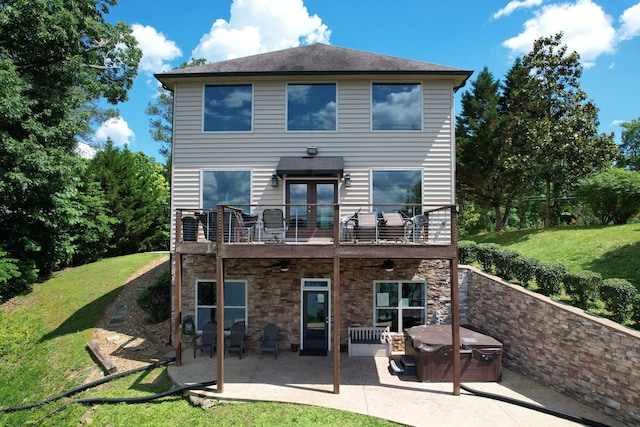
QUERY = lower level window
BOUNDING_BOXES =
[374,281,426,332]
[196,280,247,331]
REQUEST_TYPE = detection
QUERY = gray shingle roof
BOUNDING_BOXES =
[155,44,472,85]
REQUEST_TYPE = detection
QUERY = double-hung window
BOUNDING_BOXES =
[196,280,247,331]
[374,281,426,332]
[204,84,253,131]
[287,83,336,131]
[372,83,422,130]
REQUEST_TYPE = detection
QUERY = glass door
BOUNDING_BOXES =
[286,180,337,238]
[302,290,329,351]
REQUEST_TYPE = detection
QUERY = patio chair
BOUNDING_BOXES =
[407,214,428,242]
[194,321,216,358]
[257,323,280,359]
[262,209,287,243]
[233,210,258,242]
[197,210,217,241]
[224,321,246,359]
[355,212,378,241]
[382,211,408,242]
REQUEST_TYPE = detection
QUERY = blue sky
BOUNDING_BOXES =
[84,0,640,161]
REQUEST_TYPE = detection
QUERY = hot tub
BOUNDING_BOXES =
[404,325,502,382]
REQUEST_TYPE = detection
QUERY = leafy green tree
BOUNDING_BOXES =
[87,141,170,256]
[518,33,618,227]
[617,117,640,170]
[146,58,206,165]
[457,67,527,231]
[576,168,640,225]
[0,0,141,296]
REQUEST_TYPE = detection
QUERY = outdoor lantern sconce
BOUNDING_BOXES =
[271,173,279,187]
[306,146,318,156]
[383,260,395,272]
[279,260,291,272]
[344,173,351,187]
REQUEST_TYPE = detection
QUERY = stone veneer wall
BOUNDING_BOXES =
[173,255,456,352]
[460,266,640,426]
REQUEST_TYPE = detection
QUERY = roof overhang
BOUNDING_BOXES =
[276,156,344,177]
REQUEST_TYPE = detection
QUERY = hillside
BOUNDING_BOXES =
[467,223,640,288]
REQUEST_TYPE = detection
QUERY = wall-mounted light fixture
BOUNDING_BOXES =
[344,173,351,187]
[382,260,395,272]
[271,173,279,187]
[306,146,318,156]
[279,260,291,272]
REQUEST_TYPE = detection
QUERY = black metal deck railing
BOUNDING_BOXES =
[175,204,456,249]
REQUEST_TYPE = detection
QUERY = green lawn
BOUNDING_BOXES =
[468,223,640,287]
[0,254,397,427]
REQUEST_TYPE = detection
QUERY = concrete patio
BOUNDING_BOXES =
[167,348,623,427]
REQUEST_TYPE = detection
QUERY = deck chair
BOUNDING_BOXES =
[197,210,217,241]
[233,211,258,242]
[225,321,246,359]
[355,212,378,241]
[194,321,216,358]
[407,214,428,242]
[382,212,407,242]
[262,209,287,243]
[258,323,280,359]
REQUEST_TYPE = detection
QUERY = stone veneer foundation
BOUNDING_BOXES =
[461,265,640,426]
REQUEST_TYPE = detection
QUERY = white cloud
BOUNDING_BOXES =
[493,0,543,20]
[618,2,640,41]
[76,141,97,159]
[131,24,182,73]
[192,0,331,62]
[95,117,135,147]
[502,0,616,66]
[610,119,625,127]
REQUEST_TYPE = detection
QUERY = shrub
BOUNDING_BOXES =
[511,255,539,287]
[575,168,640,225]
[493,248,520,281]
[0,253,38,302]
[137,270,171,323]
[600,278,638,323]
[458,240,478,265]
[534,263,567,296]
[563,270,602,309]
[475,243,502,272]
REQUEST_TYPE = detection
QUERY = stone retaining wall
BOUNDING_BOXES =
[461,266,640,426]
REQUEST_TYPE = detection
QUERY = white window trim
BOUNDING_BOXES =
[285,82,339,133]
[199,169,253,210]
[195,279,248,332]
[202,83,254,133]
[370,82,423,132]
[373,280,427,333]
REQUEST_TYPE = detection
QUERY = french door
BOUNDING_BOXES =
[286,180,337,238]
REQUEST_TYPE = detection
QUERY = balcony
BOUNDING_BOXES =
[175,204,458,260]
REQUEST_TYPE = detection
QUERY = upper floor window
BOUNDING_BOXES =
[372,170,422,216]
[372,83,422,131]
[287,83,336,131]
[202,170,251,210]
[204,85,252,131]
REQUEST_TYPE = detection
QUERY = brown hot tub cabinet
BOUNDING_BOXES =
[404,325,502,382]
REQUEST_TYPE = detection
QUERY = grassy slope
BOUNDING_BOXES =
[0,254,397,427]
[468,223,640,287]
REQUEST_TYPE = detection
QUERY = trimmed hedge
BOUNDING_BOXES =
[600,278,639,323]
[458,240,478,265]
[493,248,520,281]
[475,243,502,272]
[563,270,602,309]
[534,263,568,296]
[511,255,539,287]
